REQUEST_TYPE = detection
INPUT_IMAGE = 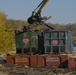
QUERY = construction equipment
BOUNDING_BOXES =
[28,0,49,24]
[6,0,54,33]
[27,0,54,30]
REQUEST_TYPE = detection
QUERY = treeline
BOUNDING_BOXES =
[8,17,76,43]
[8,19,76,36]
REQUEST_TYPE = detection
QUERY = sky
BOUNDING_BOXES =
[0,0,76,24]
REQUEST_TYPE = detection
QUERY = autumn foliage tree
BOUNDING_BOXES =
[0,12,15,53]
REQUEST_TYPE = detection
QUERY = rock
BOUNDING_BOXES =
[24,65,29,68]
[57,73,63,75]
[0,71,8,75]
[2,74,8,75]
[0,71,3,75]
[0,64,5,69]
[0,64,3,67]
[64,72,73,75]
[47,72,55,75]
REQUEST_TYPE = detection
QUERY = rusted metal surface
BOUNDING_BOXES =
[6,54,76,69]
[37,55,45,66]
[6,55,14,65]
[68,57,75,69]
[60,54,68,68]
[45,55,60,66]
[30,55,37,66]
[75,58,76,68]
[60,54,68,63]
[15,55,30,65]
[68,54,76,69]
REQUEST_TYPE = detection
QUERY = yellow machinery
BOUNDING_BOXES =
[6,0,53,32]
[34,0,49,16]
[6,0,54,32]
[28,0,49,24]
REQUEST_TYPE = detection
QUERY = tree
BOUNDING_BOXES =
[0,12,15,53]
[8,19,28,30]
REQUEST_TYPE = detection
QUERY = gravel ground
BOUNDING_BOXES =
[0,63,76,75]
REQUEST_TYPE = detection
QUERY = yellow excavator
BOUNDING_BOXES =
[28,0,49,24]
[27,0,54,31]
[6,0,54,33]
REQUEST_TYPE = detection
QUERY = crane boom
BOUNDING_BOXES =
[37,0,48,13]
[27,0,49,24]
[27,0,54,31]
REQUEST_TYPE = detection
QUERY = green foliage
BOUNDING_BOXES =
[0,12,15,53]
[8,19,28,30]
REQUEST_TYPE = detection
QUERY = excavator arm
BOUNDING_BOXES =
[34,0,49,15]
[27,0,49,24]
[27,0,54,31]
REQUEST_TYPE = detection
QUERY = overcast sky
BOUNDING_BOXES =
[0,0,76,24]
